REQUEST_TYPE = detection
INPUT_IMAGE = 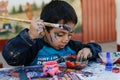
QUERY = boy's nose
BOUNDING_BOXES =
[62,36,69,43]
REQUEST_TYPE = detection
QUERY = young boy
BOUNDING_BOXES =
[2,1,102,66]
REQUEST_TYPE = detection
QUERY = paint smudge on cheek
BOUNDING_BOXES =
[49,33,58,44]
[50,34,53,43]
[54,32,57,40]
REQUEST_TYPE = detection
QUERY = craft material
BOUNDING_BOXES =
[112,67,120,73]
[66,55,88,70]
[43,61,60,76]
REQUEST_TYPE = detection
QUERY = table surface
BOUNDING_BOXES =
[82,62,120,80]
[0,62,120,80]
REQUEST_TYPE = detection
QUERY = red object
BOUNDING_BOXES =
[66,55,87,70]
[76,62,81,66]
[115,58,120,64]
[66,61,75,67]
[0,62,3,68]
[0,39,9,51]
[117,44,120,51]
[112,68,120,73]
[43,61,59,76]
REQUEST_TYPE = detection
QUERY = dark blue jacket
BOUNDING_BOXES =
[2,29,102,66]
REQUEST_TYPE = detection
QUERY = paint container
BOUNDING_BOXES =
[105,52,113,71]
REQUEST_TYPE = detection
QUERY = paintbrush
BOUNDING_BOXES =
[0,16,61,28]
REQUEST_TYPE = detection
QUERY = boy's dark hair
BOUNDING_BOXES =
[40,0,78,32]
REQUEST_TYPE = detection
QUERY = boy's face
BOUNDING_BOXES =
[45,22,75,50]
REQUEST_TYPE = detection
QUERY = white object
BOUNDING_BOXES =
[98,52,120,63]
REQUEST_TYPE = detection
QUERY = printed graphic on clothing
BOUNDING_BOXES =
[30,46,76,65]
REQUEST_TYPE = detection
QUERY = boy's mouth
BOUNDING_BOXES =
[58,45,65,49]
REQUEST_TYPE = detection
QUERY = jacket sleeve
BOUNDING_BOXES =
[85,42,102,61]
[2,29,37,66]
[68,40,102,61]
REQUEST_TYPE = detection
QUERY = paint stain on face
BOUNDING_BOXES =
[50,34,53,43]
[49,32,59,44]
[54,32,57,40]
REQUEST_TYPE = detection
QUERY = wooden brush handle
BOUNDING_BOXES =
[0,16,60,28]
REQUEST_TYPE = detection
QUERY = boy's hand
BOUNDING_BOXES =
[77,48,92,61]
[28,18,45,39]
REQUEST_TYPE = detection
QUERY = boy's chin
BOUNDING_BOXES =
[54,47,64,50]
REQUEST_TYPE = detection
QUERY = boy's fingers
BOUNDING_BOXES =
[83,52,92,59]
[83,55,87,59]
[29,18,45,38]
[77,51,83,61]
[38,31,45,37]
[77,51,81,61]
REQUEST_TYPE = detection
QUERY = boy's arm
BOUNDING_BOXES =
[2,29,37,66]
[85,42,102,60]
[68,40,102,61]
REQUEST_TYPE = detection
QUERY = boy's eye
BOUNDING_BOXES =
[68,33,72,37]
[68,33,73,37]
[56,33,64,37]
[55,33,73,38]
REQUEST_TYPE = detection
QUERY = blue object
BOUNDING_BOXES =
[105,52,113,71]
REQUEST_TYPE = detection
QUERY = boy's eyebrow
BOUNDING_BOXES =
[57,30,74,34]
